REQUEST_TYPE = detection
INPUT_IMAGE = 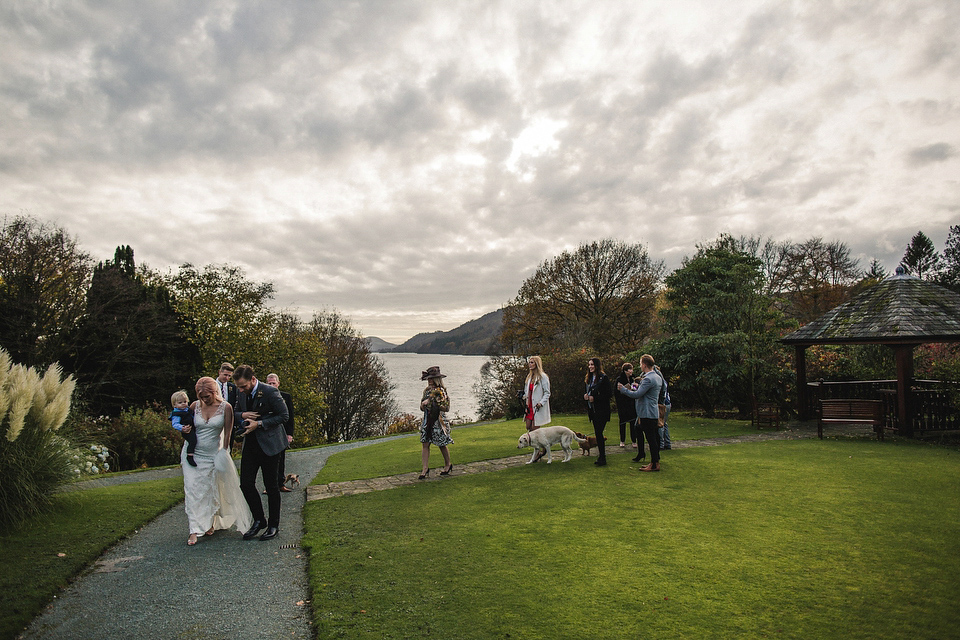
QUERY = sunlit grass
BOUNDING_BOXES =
[304,438,960,639]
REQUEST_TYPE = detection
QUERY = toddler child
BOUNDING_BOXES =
[170,390,198,467]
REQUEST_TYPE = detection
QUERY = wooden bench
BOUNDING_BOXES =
[752,398,780,430]
[818,399,885,440]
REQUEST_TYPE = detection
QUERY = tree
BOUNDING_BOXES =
[157,263,276,373]
[0,216,92,369]
[938,225,960,292]
[500,239,664,354]
[776,238,861,323]
[68,247,201,416]
[900,230,941,280]
[254,312,327,445]
[473,355,528,421]
[651,237,792,417]
[310,311,397,442]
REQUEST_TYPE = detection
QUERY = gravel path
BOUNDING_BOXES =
[21,436,411,640]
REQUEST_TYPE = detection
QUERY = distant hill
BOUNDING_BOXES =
[390,309,504,355]
[365,336,398,352]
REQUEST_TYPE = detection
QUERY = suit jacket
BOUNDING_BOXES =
[219,380,239,407]
[237,381,290,457]
[279,390,294,438]
[619,370,662,420]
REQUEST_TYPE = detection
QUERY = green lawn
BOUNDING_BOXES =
[312,413,756,484]
[304,431,960,639]
[0,478,184,640]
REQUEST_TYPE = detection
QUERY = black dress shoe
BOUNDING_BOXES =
[242,521,264,540]
[594,459,607,466]
[632,455,646,462]
[259,527,279,541]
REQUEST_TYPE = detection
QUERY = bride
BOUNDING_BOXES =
[181,376,253,545]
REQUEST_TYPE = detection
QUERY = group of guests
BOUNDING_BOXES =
[169,363,295,546]
[522,354,671,472]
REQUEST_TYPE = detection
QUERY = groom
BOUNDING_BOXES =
[232,364,290,541]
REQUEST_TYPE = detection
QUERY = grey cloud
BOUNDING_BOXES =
[906,143,956,166]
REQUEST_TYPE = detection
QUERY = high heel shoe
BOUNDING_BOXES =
[440,464,453,476]
[418,469,430,480]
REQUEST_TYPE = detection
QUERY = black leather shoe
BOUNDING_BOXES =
[242,521,264,540]
[594,459,607,466]
[259,527,279,541]
[632,455,645,462]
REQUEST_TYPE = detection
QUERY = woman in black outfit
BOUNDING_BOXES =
[584,357,612,466]
[614,362,639,453]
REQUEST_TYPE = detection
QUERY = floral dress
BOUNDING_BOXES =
[419,386,454,447]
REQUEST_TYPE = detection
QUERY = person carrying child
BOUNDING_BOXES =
[170,390,199,467]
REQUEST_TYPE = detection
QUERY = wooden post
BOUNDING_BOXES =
[795,345,809,421]
[893,344,915,437]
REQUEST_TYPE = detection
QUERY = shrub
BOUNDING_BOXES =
[74,406,183,470]
[386,413,420,435]
[473,351,621,421]
[0,348,77,530]
[106,407,183,470]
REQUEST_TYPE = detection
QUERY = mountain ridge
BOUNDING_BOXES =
[388,309,503,355]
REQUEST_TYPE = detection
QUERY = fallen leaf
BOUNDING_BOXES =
[57,553,66,557]
[296,601,305,606]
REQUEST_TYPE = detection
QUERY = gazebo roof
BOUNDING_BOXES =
[781,270,960,346]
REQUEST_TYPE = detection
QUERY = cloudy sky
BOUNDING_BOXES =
[2,1,957,343]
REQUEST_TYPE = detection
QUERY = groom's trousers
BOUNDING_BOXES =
[240,435,282,529]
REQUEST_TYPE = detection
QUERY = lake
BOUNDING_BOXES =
[376,353,490,423]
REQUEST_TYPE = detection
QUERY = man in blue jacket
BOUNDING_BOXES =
[617,354,663,472]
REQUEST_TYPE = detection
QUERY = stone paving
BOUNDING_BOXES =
[306,419,859,501]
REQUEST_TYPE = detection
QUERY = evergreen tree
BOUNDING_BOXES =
[69,246,201,415]
[938,225,960,292]
[650,236,793,417]
[900,231,941,279]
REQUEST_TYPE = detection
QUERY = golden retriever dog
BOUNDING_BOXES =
[517,426,587,463]
[573,432,606,456]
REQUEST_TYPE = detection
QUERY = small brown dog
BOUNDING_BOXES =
[573,433,607,456]
[283,474,300,489]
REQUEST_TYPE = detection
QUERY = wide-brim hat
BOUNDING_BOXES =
[421,366,446,381]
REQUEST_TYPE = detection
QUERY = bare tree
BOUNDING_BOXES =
[500,239,664,354]
[310,311,397,442]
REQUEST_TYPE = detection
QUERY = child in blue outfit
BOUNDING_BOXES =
[170,390,198,467]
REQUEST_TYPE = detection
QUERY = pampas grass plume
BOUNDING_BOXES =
[5,365,39,442]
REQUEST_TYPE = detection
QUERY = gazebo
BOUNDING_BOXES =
[781,268,960,436]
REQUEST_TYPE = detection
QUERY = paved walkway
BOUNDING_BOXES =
[307,419,859,500]
[21,437,409,640]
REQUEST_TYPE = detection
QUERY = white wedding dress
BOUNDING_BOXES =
[182,401,252,535]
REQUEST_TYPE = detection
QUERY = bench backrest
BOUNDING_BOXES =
[820,399,883,422]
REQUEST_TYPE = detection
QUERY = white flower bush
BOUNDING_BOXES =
[71,444,112,476]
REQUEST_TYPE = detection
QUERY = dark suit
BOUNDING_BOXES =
[276,390,294,486]
[237,380,290,529]
[219,380,239,446]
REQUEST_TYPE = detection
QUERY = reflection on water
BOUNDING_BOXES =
[376,353,490,423]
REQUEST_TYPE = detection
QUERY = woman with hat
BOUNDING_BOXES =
[418,366,454,479]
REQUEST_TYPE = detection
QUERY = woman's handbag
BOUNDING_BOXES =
[658,403,667,427]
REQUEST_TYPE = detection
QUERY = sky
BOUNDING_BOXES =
[1,0,958,344]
